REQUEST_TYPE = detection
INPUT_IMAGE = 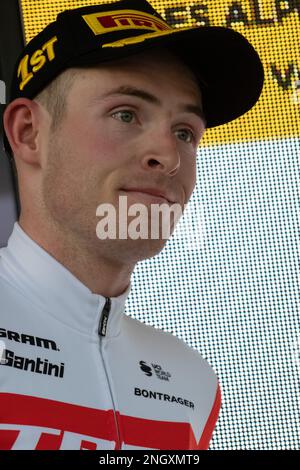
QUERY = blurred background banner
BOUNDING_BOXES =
[19,0,300,143]
[0,0,299,449]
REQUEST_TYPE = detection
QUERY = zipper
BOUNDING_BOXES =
[98,297,111,337]
[98,297,121,449]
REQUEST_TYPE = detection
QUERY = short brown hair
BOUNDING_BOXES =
[34,68,78,132]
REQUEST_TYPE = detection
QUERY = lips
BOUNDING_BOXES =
[121,187,176,204]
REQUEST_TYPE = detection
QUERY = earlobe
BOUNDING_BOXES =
[3,98,40,161]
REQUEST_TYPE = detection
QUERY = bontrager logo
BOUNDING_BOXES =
[134,387,194,409]
[139,360,171,381]
[82,9,171,36]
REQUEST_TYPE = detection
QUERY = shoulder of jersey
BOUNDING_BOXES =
[0,263,27,306]
[123,314,219,382]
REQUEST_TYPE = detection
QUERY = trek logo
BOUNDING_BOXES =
[139,360,171,381]
[82,9,171,36]
[17,36,58,91]
[0,424,114,450]
[0,393,208,449]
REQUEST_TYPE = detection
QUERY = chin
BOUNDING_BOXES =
[121,237,169,263]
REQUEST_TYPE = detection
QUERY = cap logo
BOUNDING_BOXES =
[17,36,58,91]
[82,9,172,36]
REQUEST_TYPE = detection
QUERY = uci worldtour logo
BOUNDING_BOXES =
[139,360,152,376]
[139,360,171,381]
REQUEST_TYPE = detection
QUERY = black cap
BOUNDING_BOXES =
[3,0,264,152]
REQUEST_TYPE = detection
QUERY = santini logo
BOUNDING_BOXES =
[139,360,171,381]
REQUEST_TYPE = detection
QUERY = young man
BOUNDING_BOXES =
[0,0,264,450]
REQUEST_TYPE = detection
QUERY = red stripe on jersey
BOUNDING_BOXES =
[119,413,197,449]
[0,393,117,440]
[0,430,20,450]
[35,430,64,450]
[198,383,222,449]
[0,392,220,449]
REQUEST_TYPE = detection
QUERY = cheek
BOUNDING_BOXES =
[50,117,113,182]
[43,125,121,222]
[42,131,93,222]
[66,113,126,165]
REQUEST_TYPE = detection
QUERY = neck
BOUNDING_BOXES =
[18,216,133,298]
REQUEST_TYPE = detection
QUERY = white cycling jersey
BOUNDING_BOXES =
[0,222,221,450]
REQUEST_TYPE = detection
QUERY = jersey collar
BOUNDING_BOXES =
[0,222,131,338]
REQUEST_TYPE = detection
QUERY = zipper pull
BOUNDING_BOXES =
[98,297,111,337]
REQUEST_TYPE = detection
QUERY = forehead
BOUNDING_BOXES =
[70,47,203,102]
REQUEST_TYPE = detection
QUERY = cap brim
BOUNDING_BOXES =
[69,25,264,128]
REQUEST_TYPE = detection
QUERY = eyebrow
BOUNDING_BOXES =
[100,85,207,127]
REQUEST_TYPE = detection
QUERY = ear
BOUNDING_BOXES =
[3,98,44,165]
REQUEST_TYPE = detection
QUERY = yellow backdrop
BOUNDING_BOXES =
[19,0,300,145]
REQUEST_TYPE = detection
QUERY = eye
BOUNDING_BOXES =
[111,109,197,145]
[111,109,136,123]
[175,128,196,144]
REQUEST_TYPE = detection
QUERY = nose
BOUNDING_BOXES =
[140,129,181,177]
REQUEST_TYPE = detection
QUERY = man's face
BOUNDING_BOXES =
[41,48,206,264]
